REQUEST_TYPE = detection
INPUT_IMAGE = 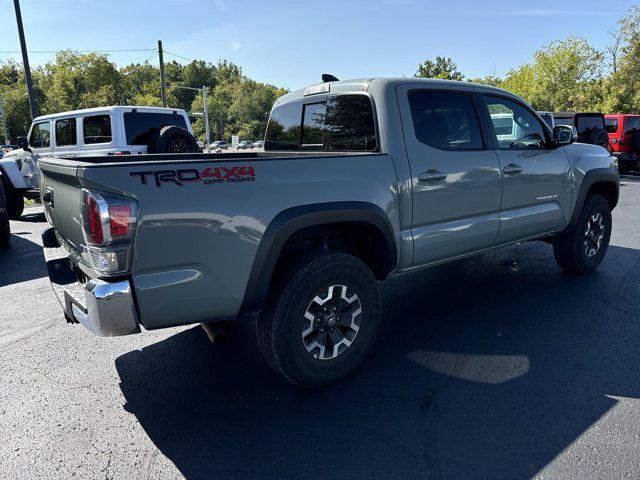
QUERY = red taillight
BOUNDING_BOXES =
[86,194,104,244]
[109,205,131,237]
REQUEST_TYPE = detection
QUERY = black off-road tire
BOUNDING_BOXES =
[553,195,612,274]
[0,211,9,248]
[256,252,381,388]
[587,128,609,149]
[6,193,24,220]
[152,125,199,154]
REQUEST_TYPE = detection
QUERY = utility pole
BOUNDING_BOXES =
[13,0,39,118]
[0,93,8,143]
[202,86,210,153]
[158,40,167,107]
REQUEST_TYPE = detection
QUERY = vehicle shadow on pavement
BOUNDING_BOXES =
[18,211,47,223]
[116,242,640,480]
[0,231,47,288]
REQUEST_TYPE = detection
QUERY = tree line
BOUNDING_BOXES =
[415,6,640,115]
[1,5,638,144]
[0,54,287,143]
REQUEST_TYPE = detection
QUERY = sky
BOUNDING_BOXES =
[0,0,636,90]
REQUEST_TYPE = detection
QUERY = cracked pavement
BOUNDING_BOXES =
[1,174,640,479]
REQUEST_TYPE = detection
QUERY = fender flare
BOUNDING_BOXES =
[567,168,619,229]
[0,159,28,190]
[239,201,397,316]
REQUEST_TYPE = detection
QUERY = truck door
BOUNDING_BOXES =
[478,94,571,244]
[396,85,502,265]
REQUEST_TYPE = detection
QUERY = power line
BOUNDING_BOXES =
[163,50,195,63]
[0,48,156,54]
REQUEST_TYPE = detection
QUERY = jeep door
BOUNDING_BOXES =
[397,85,502,265]
[478,94,571,243]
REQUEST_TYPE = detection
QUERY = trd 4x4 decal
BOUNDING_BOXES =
[130,165,256,187]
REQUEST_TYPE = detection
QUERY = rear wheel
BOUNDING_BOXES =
[257,253,381,387]
[553,195,612,274]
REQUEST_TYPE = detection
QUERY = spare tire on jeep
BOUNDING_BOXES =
[586,128,609,148]
[148,125,199,154]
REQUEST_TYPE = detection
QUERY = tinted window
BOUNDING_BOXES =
[55,118,77,146]
[605,118,618,133]
[124,112,187,145]
[576,115,605,134]
[265,95,377,151]
[29,122,51,149]
[84,115,112,144]
[484,95,546,150]
[624,117,640,134]
[408,91,483,150]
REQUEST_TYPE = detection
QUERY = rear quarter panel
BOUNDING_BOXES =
[79,154,399,329]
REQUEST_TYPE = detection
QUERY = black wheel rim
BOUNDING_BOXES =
[301,284,362,360]
[583,212,605,258]
[167,138,189,153]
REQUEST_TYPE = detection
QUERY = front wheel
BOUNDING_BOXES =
[0,210,10,248]
[553,195,612,274]
[7,193,24,220]
[256,253,381,388]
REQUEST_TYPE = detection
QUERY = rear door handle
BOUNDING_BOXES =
[418,170,447,182]
[502,163,523,175]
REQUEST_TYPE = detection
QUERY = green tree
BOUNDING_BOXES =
[415,56,464,80]
[501,37,604,111]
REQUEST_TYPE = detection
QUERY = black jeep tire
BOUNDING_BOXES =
[553,195,612,274]
[151,125,199,154]
[256,252,381,388]
[0,181,9,248]
[587,128,609,149]
[0,176,23,220]
[6,193,24,220]
[0,210,9,248]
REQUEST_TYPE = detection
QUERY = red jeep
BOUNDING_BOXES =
[605,114,640,174]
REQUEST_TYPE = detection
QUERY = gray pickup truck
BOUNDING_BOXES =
[40,77,619,387]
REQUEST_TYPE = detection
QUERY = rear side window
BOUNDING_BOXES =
[265,94,377,151]
[124,112,187,145]
[576,116,605,134]
[84,115,112,144]
[624,117,640,134]
[408,91,483,150]
[55,118,77,146]
[605,118,618,133]
[29,122,51,149]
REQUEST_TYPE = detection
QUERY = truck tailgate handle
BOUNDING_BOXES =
[418,170,447,182]
[502,163,523,175]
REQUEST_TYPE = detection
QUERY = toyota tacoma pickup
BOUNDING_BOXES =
[39,77,619,387]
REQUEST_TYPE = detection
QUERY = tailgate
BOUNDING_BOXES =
[38,159,90,271]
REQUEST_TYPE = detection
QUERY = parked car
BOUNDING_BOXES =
[253,140,264,148]
[40,77,618,387]
[237,140,254,149]
[0,106,197,219]
[553,112,609,148]
[537,111,555,129]
[0,175,10,248]
[605,114,640,174]
[0,145,18,158]
[211,140,229,150]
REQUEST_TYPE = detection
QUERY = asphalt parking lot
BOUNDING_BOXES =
[1,174,640,480]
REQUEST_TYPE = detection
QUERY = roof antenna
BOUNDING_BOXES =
[322,74,339,83]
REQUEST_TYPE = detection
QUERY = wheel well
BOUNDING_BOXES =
[587,181,618,210]
[273,222,395,282]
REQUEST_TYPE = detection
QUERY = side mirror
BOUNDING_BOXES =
[17,136,29,150]
[553,125,577,146]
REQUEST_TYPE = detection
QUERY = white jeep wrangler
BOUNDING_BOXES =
[0,106,196,219]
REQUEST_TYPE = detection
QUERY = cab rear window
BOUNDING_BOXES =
[265,94,377,151]
[124,112,187,145]
[605,118,618,133]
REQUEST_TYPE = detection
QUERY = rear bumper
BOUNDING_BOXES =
[42,227,140,336]
[613,152,639,163]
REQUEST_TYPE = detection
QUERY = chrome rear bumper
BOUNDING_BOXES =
[42,228,140,336]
